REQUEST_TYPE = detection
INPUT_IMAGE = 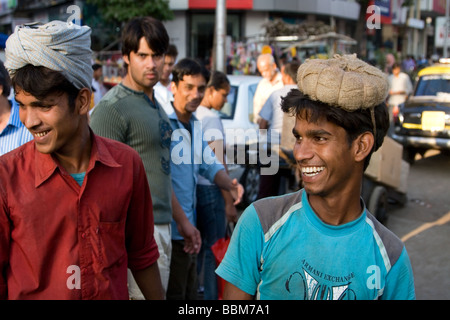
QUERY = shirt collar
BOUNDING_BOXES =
[34,129,121,188]
[168,102,198,123]
[302,189,367,236]
[119,83,159,108]
[6,100,22,129]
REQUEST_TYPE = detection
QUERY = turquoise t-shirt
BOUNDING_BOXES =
[70,172,86,187]
[216,190,415,300]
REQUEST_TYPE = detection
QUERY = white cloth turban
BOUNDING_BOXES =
[5,20,93,90]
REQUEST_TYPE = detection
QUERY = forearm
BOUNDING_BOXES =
[171,190,201,254]
[171,190,188,225]
[213,169,233,191]
[132,262,164,300]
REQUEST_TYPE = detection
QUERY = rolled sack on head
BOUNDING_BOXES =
[296,54,389,111]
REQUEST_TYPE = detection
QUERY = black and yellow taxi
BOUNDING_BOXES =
[392,59,450,164]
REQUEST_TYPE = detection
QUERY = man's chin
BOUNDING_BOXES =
[34,142,54,154]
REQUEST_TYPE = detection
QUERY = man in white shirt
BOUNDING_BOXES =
[154,44,178,115]
[252,53,283,124]
[258,61,299,199]
[91,63,107,109]
[387,63,412,118]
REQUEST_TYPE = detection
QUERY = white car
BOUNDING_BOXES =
[220,75,262,205]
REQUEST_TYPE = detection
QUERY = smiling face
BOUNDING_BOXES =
[16,88,88,156]
[292,110,361,199]
[171,73,206,122]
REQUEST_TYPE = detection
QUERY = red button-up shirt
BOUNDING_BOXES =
[0,133,159,299]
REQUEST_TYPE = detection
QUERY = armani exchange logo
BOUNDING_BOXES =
[285,259,356,300]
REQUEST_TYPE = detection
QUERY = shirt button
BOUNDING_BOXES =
[81,232,89,238]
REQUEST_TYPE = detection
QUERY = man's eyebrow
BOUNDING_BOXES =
[15,98,52,107]
[307,129,332,137]
[292,128,332,137]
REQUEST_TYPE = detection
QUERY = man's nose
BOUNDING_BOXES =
[294,139,314,163]
[145,56,158,69]
[20,107,41,129]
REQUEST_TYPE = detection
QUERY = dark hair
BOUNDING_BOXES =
[0,60,11,98]
[122,17,169,59]
[92,63,102,71]
[172,58,209,85]
[11,65,79,111]
[281,89,389,170]
[392,62,401,70]
[166,44,178,58]
[207,70,230,91]
[283,62,300,82]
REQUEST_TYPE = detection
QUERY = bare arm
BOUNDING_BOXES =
[132,262,164,300]
[171,190,201,254]
[207,140,237,222]
[207,140,243,205]
[214,170,244,205]
[259,118,269,130]
[222,281,254,300]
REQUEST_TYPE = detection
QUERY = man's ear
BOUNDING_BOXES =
[122,54,130,66]
[170,81,177,95]
[76,88,91,115]
[353,131,375,163]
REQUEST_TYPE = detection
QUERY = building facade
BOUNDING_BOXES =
[0,0,448,67]
[165,0,361,64]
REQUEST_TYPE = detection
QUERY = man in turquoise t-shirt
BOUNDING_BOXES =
[216,55,415,300]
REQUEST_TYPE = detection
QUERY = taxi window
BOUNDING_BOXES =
[415,75,450,96]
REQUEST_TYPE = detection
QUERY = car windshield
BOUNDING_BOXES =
[415,74,450,97]
[219,81,259,121]
[219,85,237,119]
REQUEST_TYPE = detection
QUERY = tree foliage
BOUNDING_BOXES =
[87,0,174,23]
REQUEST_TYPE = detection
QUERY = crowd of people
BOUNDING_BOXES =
[0,16,415,300]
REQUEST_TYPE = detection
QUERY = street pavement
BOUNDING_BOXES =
[385,150,450,300]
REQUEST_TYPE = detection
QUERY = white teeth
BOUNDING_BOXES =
[35,131,49,137]
[301,166,325,176]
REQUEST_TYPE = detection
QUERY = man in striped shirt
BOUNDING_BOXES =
[0,61,32,156]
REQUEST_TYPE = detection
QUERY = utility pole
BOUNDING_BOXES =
[444,0,449,58]
[215,0,227,72]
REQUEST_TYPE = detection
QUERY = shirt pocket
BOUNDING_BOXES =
[97,219,126,268]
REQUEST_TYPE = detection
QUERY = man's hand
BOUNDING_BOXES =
[229,178,244,206]
[225,201,238,223]
[176,219,201,254]
[214,171,244,206]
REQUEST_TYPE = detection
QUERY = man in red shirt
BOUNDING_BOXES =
[0,21,163,299]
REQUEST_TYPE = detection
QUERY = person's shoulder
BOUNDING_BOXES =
[400,72,411,79]
[365,212,405,266]
[95,84,137,109]
[0,141,34,172]
[196,106,220,121]
[252,191,303,235]
[95,134,140,160]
